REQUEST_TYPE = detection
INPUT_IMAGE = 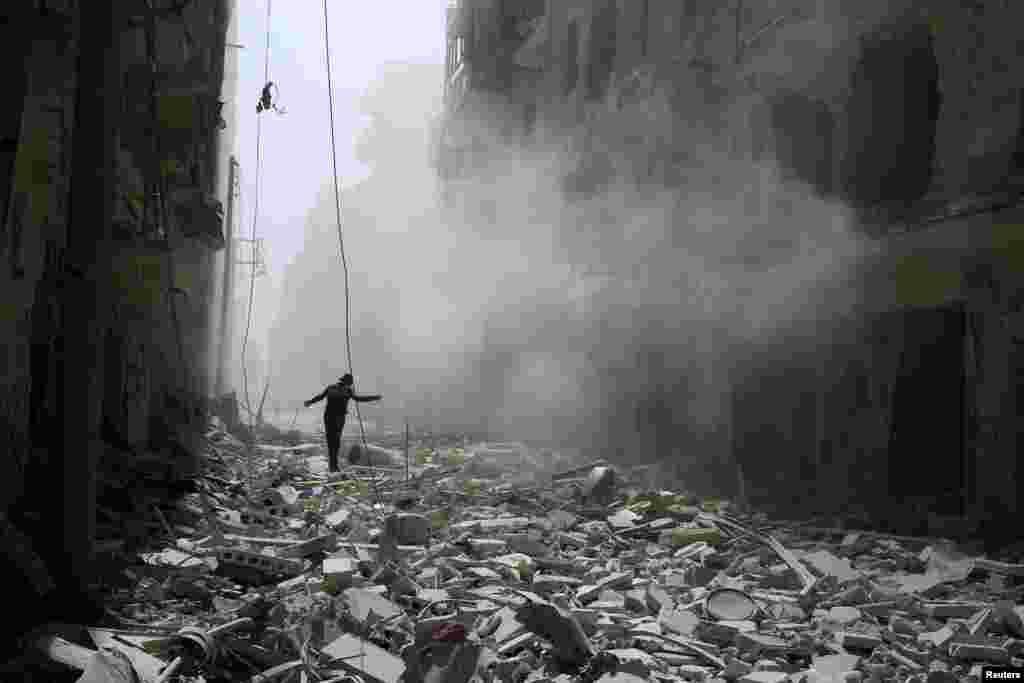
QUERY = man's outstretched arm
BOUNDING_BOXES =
[352,392,382,403]
[304,388,328,407]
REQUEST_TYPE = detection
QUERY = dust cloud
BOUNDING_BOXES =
[266,57,869,466]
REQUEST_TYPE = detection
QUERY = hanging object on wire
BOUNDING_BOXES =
[256,81,286,115]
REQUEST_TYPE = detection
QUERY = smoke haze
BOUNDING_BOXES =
[266,57,869,467]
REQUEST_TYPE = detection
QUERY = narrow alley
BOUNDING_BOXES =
[0,1,1022,681]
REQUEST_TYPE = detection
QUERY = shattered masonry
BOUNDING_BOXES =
[20,427,1024,682]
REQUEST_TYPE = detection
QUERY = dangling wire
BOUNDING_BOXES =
[241,0,273,452]
[321,0,369,454]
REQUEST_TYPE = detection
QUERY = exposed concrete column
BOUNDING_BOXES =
[58,0,122,592]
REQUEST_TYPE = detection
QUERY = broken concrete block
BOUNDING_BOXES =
[343,588,403,622]
[646,583,672,612]
[624,589,648,613]
[736,632,794,657]
[948,642,1010,664]
[687,565,721,587]
[87,629,166,682]
[678,664,713,681]
[739,672,789,683]
[322,633,405,683]
[811,654,862,680]
[889,615,922,636]
[548,509,578,530]
[215,547,303,580]
[465,566,502,581]
[578,576,625,604]
[505,534,549,557]
[763,602,806,622]
[323,557,358,584]
[827,606,863,625]
[665,527,722,547]
[918,626,957,649]
[754,659,784,671]
[992,601,1024,638]
[497,631,539,657]
[802,550,863,584]
[608,648,656,677]
[658,605,699,636]
[384,513,431,546]
[923,602,988,620]
[533,574,583,593]
[516,596,594,667]
[718,620,758,633]
[695,621,743,646]
[608,509,641,529]
[591,590,627,610]
[451,517,531,533]
[279,533,338,559]
[723,658,755,680]
[838,632,883,651]
[325,508,351,529]
[432,641,483,683]
[593,674,647,683]
[468,538,508,556]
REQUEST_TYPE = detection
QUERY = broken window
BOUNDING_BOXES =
[887,304,967,515]
[564,20,580,95]
[765,91,835,196]
[586,0,618,101]
[499,0,545,42]
[840,22,941,208]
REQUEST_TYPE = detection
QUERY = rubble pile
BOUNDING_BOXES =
[26,421,1024,682]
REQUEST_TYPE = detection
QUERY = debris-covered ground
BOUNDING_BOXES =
[20,420,1024,682]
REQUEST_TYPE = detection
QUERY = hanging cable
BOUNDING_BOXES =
[322,0,369,454]
[241,0,273,446]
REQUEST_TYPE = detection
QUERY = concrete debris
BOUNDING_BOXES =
[27,419,1024,682]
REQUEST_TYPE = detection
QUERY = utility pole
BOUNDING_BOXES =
[215,156,238,396]
[405,419,410,481]
[59,0,121,594]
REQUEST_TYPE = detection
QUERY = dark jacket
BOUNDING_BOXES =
[306,383,380,419]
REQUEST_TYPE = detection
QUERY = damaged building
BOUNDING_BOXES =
[0,0,240,619]
[435,0,1024,539]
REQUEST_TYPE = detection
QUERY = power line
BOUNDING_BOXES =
[322,0,369,452]
[241,0,273,438]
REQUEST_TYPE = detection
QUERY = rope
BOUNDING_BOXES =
[321,0,370,454]
[241,0,273,453]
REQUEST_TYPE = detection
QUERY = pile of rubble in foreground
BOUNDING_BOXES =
[22,421,1024,683]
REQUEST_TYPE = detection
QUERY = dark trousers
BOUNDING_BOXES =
[325,414,346,472]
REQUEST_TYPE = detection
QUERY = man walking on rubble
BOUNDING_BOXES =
[304,373,382,473]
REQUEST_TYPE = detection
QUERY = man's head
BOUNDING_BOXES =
[339,373,354,386]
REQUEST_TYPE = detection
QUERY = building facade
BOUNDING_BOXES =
[437,0,1024,533]
[0,0,238,589]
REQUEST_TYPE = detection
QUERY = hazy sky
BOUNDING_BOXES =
[233,0,446,348]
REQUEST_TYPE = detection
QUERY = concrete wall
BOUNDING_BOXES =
[439,0,1024,525]
[0,3,234,519]
[0,27,77,511]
